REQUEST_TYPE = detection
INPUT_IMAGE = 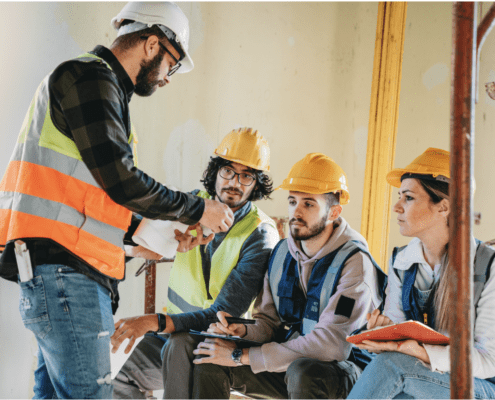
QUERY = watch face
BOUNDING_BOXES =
[232,348,243,364]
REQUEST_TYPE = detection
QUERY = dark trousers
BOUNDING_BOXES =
[112,332,201,399]
[192,357,362,399]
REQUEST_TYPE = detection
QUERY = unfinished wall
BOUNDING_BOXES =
[2,2,495,398]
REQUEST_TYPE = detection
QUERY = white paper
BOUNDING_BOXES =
[132,219,212,259]
[110,336,144,379]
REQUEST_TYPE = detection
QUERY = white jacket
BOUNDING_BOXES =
[384,237,495,379]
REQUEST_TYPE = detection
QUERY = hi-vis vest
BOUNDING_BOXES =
[167,191,276,314]
[0,53,138,280]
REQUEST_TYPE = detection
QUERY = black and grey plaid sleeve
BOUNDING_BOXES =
[50,62,203,225]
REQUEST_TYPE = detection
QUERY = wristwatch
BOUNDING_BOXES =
[231,348,243,366]
[155,313,167,333]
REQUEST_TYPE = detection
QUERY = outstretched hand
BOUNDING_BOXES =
[175,223,215,253]
[111,315,158,354]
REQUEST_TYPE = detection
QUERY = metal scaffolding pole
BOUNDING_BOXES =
[450,3,476,398]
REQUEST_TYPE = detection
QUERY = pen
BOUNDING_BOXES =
[208,316,256,325]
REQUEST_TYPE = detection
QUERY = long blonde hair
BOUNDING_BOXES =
[416,178,451,332]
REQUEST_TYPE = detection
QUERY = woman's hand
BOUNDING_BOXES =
[356,339,430,363]
[366,309,394,330]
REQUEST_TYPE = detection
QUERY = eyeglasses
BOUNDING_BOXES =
[141,36,181,76]
[219,167,256,186]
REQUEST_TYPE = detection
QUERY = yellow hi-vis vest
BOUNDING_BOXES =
[167,191,275,314]
[0,53,138,279]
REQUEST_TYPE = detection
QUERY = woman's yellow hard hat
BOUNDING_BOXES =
[214,128,270,172]
[276,153,350,205]
[386,148,450,188]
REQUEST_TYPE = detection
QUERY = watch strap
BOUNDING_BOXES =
[156,313,167,333]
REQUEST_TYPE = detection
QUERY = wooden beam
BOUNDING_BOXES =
[361,2,407,271]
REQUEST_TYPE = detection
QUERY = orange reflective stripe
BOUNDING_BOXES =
[2,210,124,279]
[1,161,131,231]
[0,209,11,245]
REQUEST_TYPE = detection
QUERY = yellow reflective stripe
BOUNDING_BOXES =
[129,123,138,167]
[18,81,43,144]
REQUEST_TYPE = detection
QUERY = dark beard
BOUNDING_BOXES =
[290,215,327,241]
[134,52,164,97]
[217,187,246,209]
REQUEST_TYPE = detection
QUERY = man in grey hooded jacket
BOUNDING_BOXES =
[187,153,387,399]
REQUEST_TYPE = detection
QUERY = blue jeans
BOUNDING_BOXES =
[19,264,115,399]
[347,352,495,399]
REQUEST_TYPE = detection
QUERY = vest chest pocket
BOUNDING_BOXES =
[19,275,52,339]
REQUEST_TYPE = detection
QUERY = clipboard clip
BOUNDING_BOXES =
[135,259,154,277]
[135,257,174,277]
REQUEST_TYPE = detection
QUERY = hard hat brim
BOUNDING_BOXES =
[386,169,407,188]
[275,183,350,205]
[216,153,270,172]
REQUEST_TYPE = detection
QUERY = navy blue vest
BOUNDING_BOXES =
[268,239,387,370]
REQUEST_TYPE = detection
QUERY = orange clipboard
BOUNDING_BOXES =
[346,320,449,345]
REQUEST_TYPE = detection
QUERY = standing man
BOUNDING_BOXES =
[111,128,280,399]
[0,3,233,399]
[191,153,387,399]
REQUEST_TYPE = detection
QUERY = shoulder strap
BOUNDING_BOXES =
[473,241,495,306]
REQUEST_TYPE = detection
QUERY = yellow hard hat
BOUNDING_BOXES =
[276,153,350,205]
[214,128,270,171]
[386,148,450,188]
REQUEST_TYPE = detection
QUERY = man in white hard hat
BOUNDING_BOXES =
[0,2,233,399]
[189,153,387,399]
[110,128,279,399]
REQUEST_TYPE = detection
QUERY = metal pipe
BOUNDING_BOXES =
[144,262,156,314]
[450,2,476,398]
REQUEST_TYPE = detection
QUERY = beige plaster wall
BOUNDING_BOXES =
[2,2,495,398]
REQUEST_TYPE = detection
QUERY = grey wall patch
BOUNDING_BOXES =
[335,295,355,318]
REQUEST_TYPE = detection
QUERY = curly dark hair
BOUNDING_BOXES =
[200,157,273,202]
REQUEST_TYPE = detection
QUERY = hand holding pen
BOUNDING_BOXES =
[207,311,250,338]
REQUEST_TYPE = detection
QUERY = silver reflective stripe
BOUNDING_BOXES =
[302,318,317,335]
[9,141,99,188]
[0,192,13,210]
[167,287,203,313]
[268,240,289,315]
[0,192,124,248]
[318,241,358,316]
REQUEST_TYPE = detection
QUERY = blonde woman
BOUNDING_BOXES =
[348,148,495,399]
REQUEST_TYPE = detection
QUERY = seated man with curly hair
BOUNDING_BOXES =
[111,128,280,399]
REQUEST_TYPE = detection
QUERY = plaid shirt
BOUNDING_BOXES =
[0,46,203,309]
[49,45,204,223]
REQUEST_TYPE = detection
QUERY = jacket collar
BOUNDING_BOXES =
[91,45,135,100]
[394,236,477,270]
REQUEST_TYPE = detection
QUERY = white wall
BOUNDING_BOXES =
[2,2,495,398]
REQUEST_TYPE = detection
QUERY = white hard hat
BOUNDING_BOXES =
[111,2,194,73]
